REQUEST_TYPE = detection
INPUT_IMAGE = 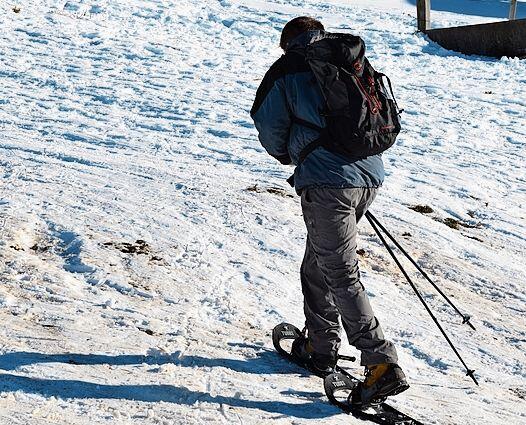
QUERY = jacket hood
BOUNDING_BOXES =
[286,30,326,52]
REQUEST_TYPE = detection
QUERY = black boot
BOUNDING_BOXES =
[291,337,336,378]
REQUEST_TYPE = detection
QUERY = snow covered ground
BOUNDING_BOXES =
[1,0,525,424]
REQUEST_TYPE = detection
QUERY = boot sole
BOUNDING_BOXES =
[352,380,410,408]
[373,379,410,401]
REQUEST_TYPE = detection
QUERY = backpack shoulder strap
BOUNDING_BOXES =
[289,113,325,164]
[291,115,323,132]
[298,138,324,164]
[290,115,324,165]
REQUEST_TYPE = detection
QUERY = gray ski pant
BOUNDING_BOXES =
[300,187,398,366]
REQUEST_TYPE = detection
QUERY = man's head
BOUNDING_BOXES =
[279,16,324,51]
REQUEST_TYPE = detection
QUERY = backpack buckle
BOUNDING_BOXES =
[352,60,362,72]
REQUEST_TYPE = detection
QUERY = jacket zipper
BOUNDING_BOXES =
[354,75,381,114]
[367,75,383,111]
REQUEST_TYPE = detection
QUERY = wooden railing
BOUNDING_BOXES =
[417,0,521,31]
[509,0,518,20]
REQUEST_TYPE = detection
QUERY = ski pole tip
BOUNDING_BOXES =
[462,315,476,331]
[466,369,478,386]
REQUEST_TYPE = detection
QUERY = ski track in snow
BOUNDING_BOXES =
[0,0,525,424]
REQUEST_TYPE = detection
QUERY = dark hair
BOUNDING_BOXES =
[279,16,324,50]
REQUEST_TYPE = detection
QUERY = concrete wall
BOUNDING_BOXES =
[426,19,526,58]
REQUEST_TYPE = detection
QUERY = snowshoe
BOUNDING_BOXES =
[272,322,337,377]
[324,370,419,424]
[273,323,423,424]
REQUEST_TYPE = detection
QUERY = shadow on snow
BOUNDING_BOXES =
[0,346,311,376]
[0,373,336,419]
[0,349,337,419]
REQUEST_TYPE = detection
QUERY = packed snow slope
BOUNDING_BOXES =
[1,0,525,424]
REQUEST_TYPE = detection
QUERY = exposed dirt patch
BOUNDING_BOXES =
[442,217,461,230]
[510,387,526,400]
[102,240,165,263]
[409,205,434,214]
[246,184,294,198]
[408,205,482,232]
[103,239,151,255]
[438,217,482,230]
[30,243,50,253]
[462,234,484,243]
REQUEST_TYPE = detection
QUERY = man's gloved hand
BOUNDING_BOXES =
[275,153,292,165]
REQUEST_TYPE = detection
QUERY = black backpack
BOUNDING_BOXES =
[292,33,401,163]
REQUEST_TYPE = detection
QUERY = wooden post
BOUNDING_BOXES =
[509,0,518,20]
[417,0,431,32]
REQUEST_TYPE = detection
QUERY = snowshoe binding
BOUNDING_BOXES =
[324,364,409,411]
[324,369,418,424]
[272,322,337,377]
[351,363,410,407]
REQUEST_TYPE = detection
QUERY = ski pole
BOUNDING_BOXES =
[365,212,479,386]
[365,211,475,331]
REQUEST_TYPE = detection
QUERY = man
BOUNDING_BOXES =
[250,17,408,405]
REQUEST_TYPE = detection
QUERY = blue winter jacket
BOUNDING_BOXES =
[250,30,385,192]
